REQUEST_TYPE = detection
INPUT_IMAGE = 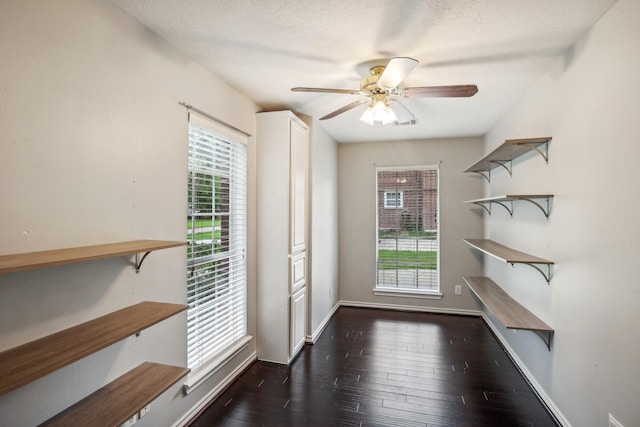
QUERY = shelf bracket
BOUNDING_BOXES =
[471,170,491,183]
[515,141,549,164]
[532,330,553,351]
[511,262,552,283]
[518,197,551,218]
[472,202,492,215]
[488,160,512,177]
[134,251,152,273]
[472,201,513,216]
[493,200,513,216]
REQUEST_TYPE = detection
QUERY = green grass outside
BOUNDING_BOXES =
[187,218,221,241]
[377,249,437,270]
[188,219,215,229]
[190,231,219,240]
[378,230,437,239]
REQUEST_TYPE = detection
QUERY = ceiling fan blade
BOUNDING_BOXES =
[377,57,419,89]
[403,85,478,98]
[388,99,417,125]
[320,99,369,120]
[292,87,360,95]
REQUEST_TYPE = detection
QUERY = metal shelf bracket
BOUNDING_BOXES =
[472,200,513,216]
[134,251,152,273]
[532,330,553,351]
[488,160,512,177]
[472,170,491,183]
[472,202,491,215]
[493,200,513,216]
[511,262,552,283]
[515,140,549,164]
[519,197,551,218]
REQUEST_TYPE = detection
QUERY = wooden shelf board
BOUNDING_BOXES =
[464,238,553,265]
[464,137,551,173]
[464,194,554,204]
[0,240,186,274]
[40,362,189,427]
[463,276,553,332]
[0,301,187,396]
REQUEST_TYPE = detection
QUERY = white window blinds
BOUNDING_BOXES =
[187,113,248,372]
[376,167,440,292]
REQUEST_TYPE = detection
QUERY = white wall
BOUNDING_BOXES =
[338,138,484,312]
[308,119,340,338]
[483,1,640,425]
[0,0,258,425]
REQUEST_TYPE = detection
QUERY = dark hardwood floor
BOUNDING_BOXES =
[188,307,559,427]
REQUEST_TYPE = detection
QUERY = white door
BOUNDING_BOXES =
[289,119,307,254]
[290,287,306,358]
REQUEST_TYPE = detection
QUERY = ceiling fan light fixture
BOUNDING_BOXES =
[380,104,398,125]
[360,97,397,126]
[359,106,375,125]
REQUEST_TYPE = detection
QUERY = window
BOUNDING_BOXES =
[384,191,403,209]
[187,114,248,376]
[376,166,440,295]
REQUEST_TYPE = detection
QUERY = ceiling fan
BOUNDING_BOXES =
[291,57,477,126]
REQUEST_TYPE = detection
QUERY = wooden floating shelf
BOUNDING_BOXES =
[464,194,554,218]
[0,301,187,396]
[463,276,553,350]
[0,239,186,274]
[464,137,551,182]
[40,362,189,427]
[464,238,554,282]
[463,238,553,265]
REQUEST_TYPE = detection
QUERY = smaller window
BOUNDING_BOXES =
[384,191,403,209]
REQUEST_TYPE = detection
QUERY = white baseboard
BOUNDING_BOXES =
[339,299,482,317]
[481,313,570,427]
[306,301,340,344]
[173,351,256,427]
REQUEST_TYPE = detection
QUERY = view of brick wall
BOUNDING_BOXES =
[377,170,437,232]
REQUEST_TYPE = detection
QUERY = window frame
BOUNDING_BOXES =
[184,111,251,393]
[374,165,442,299]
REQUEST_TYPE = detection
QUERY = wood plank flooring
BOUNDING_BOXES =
[189,307,559,427]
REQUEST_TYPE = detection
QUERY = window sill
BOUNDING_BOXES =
[374,288,443,299]
[183,335,253,395]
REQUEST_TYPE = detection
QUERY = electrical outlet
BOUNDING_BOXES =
[609,413,624,427]
[454,285,462,295]
[139,404,151,418]
[121,414,138,427]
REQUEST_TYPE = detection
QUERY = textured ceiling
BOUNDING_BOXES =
[111,0,617,143]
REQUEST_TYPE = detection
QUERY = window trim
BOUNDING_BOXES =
[183,335,252,394]
[375,165,440,294]
[373,288,442,299]
[185,111,251,391]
